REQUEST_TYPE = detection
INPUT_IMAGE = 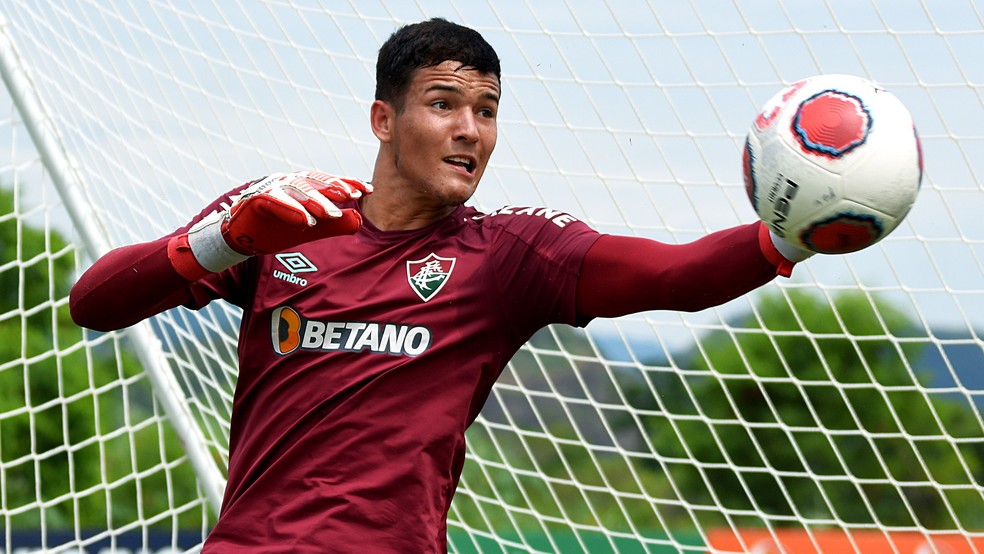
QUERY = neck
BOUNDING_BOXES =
[359,186,457,231]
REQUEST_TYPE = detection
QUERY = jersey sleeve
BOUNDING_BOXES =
[70,183,256,331]
[576,221,785,319]
[485,206,601,337]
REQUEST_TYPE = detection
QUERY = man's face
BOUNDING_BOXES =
[383,60,499,208]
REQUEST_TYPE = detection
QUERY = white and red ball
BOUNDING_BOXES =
[744,74,923,254]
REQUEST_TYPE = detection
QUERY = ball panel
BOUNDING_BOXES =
[800,211,884,254]
[792,90,871,158]
[839,160,920,219]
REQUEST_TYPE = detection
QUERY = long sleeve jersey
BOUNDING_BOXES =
[71,189,788,553]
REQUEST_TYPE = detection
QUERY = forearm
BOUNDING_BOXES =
[576,222,787,319]
[70,236,194,332]
[70,172,368,332]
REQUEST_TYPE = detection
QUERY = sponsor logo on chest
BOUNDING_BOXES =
[271,306,431,357]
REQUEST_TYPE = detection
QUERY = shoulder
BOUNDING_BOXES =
[470,205,592,237]
[467,205,601,266]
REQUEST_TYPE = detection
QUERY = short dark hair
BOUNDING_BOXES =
[375,18,501,110]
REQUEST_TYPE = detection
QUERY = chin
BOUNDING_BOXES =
[440,189,476,208]
[435,179,480,206]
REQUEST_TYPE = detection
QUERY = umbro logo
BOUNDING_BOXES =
[276,252,317,273]
[273,252,317,286]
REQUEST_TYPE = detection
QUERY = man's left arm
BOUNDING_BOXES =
[576,221,802,319]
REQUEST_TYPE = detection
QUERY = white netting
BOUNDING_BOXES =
[1,1,982,552]
[0,77,211,553]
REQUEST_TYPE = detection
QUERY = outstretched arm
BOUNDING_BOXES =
[576,222,798,319]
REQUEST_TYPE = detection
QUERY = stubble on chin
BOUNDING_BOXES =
[429,180,477,209]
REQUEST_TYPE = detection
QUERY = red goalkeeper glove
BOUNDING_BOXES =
[168,171,371,280]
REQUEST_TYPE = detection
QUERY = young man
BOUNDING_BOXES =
[70,18,808,553]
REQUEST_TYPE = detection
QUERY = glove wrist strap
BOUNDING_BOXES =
[757,223,801,278]
[167,234,210,281]
[186,210,250,274]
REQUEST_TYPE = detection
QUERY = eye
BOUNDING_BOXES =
[478,107,496,119]
[432,100,450,110]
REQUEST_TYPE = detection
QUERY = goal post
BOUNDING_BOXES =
[0,11,226,515]
[1,2,982,553]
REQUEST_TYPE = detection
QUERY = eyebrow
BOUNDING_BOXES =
[426,84,500,104]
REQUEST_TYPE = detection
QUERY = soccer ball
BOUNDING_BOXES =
[743,74,923,254]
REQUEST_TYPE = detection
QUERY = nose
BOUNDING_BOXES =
[453,111,480,143]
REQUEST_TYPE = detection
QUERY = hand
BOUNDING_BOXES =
[169,171,371,279]
[222,171,370,255]
[769,229,815,263]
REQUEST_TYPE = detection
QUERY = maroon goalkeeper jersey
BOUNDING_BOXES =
[181,199,600,552]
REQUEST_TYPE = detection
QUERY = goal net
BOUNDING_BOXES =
[2,1,982,552]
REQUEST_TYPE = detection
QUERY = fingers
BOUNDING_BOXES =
[240,170,370,227]
[245,193,313,228]
[303,171,372,196]
[264,182,324,224]
[303,208,363,240]
[284,171,371,222]
[284,180,343,220]
[299,171,371,203]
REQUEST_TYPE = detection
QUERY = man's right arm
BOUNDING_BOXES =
[70,171,371,332]
[70,236,199,332]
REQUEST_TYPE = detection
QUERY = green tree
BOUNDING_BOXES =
[644,290,984,530]
[0,186,204,530]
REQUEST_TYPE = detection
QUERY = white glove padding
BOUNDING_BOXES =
[184,171,371,274]
[769,229,815,263]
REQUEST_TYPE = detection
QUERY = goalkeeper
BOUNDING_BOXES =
[70,17,810,554]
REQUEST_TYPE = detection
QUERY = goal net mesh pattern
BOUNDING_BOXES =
[1,2,982,552]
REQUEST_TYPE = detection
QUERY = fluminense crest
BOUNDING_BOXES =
[406,253,456,302]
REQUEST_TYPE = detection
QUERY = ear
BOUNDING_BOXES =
[370,100,395,143]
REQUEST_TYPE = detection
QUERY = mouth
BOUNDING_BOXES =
[444,155,476,175]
